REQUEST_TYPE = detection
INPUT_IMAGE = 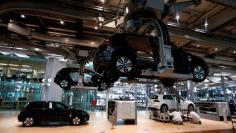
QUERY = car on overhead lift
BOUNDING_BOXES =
[54,68,111,91]
[148,94,195,112]
[93,33,208,88]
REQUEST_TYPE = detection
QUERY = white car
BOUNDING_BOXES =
[148,94,195,112]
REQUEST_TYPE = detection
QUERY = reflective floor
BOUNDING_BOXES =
[0,111,233,133]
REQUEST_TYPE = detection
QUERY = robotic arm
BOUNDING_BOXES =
[120,0,201,75]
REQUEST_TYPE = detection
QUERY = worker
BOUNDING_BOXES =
[189,111,201,124]
[170,111,183,125]
[91,98,97,111]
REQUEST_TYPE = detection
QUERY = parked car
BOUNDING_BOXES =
[147,94,195,112]
[18,101,89,127]
[93,33,208,87]
[54,68,107,91]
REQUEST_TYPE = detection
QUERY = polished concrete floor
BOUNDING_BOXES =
[0,111,233,133]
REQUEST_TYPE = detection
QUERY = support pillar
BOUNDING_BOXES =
[187,80,195,101]
[221,76,227,102]
[105,89,109,114]
[41,58,66,101]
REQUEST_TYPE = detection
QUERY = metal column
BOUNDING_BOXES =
[187,80,195,101]
[221,76,227,102]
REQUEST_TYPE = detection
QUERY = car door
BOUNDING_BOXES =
[180,98,188,110]
[37,102,50,122]
[52,102,68,121]
[45,102,57,122]
[163,95,176,110]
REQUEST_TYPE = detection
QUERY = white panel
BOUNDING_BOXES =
[116,101,136,119]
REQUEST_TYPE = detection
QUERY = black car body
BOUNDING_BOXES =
[18,101,89,127]
[93,33,208,86]
[54,68,108,91]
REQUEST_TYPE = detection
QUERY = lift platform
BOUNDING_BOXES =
[149,109,170,122]
[141,70,193,81]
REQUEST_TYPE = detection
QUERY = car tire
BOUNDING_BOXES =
[23,117,34,127]
[192,62,208,82]
[59,79,72,90]
[71,116,81,126]
[161,79,175,87]
[112,53,136,76]
[160,104,168,113]
[188,104,195,112]
[97,82,109,91]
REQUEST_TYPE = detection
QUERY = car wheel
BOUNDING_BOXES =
[188,105,195,112]
[160,104,168,113]
[192,63,207,82]
[97,82,109,91]
[161,79,174,87]
[113,53,136,76]
[72,116,81,126]
[59,79,71,90]
[23,117,34,127]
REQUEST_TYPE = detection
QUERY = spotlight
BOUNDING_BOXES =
[21,14,25,18]
[99,22,102,27]
[176,13,180,21]
[125,7,129,14]
[204,21,208,27]
[60,20,64,25]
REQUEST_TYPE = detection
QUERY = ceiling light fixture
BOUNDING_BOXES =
[233,50,236,54]
[214,48,218,51]
[196,44,200,48]
[21,14,25,18]
[94,26,98,30]
[100,0,105,3]
[98,14,105,22]
[125,7,129,14]
[204,21,208,27]
[60,20,64,25]
[99,22,102,27]
[91,42,95,45]
[204,17,208,31]
[176,12,180,21]
[34,48,41,51]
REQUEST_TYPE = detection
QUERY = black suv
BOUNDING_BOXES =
[93,33,208,86]
[18,101,89,127]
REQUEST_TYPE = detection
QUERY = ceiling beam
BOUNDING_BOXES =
[7,23,104,47]
[0,36,65,56]
[207,7,236,31]
[168,26,236,48]
[0,0,114,21]
[177,40,196,48]
[205,47,230,57]
[188,4,225,28]
[206,0,236,8]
